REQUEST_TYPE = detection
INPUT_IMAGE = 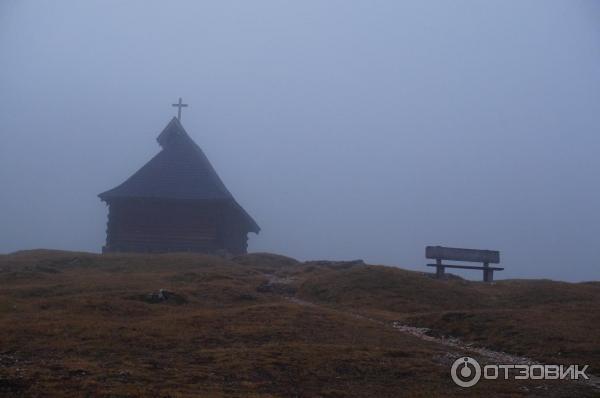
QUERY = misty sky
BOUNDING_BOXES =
[1,1,599,281]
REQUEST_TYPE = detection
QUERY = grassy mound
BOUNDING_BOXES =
[0,250,597,397]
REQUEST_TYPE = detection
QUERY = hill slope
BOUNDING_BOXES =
[0,250,598,397]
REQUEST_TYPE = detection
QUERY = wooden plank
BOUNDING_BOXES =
[426,246,500,263]
[426,264,504,271]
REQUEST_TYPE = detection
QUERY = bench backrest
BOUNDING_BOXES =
[426,246,500,264]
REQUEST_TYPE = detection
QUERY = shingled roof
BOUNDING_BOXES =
[98,117,259,232]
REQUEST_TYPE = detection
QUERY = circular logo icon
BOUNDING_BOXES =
[451,356,481,387]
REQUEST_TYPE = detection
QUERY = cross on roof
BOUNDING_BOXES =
[171,97,188,121]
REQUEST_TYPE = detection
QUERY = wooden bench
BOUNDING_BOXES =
[426,246,503,282]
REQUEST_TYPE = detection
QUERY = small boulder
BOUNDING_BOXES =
[133,289,188,305]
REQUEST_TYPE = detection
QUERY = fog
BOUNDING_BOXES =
[1,1,599,281]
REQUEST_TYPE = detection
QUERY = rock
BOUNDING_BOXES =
[303,259,365,269]
[157,289,168,300]
[133,289,188,305]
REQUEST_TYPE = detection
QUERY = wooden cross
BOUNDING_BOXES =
[171,97,188,121]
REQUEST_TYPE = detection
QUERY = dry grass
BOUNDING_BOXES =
[0,250,597,397]
[295,265,600,372]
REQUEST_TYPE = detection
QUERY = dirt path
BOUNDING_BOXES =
[390,322,600,390]
[282,292,600,391]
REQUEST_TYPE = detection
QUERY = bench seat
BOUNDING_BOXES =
[426,246,502,282]
[427,264,504,271]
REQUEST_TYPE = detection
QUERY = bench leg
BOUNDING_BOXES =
[483,269,494,282]
[434,259,445,279]
[436,265,445,279]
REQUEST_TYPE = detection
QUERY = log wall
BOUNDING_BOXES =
[103,199,249,254]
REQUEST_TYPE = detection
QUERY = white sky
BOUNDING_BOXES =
[1,1,599,281]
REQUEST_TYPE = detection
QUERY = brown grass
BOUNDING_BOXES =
[0,250,597,397]
[295,265,600,372]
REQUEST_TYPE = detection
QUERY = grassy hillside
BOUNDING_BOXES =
[296,264,600,370]
[0,250,597,397]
